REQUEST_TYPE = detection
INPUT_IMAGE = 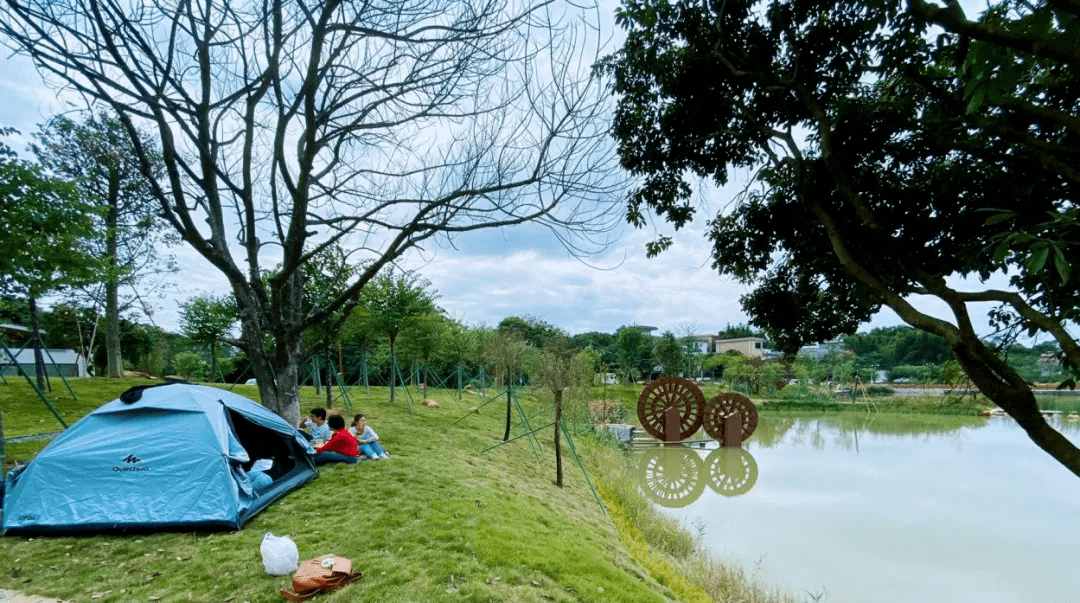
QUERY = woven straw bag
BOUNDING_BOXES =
[280,555,363,601]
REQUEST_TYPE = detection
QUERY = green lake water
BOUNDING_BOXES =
[637,413,1080,603]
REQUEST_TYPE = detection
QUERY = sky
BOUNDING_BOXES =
[0,4,999,340]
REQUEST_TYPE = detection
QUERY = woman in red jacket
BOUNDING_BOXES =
[312,414,360,465]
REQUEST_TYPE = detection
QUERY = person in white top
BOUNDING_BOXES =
[348,413,389,460]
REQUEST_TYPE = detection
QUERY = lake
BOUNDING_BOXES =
[634,413,1080,603]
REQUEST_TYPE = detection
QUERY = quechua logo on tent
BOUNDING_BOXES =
[113,453,149,472]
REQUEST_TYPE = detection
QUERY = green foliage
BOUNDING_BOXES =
[843,327,951,370]
[651,331,684,377]
[173,351,208,380]
[0,130,103,299]
[888,364,941,383]
[717,323,764,340]
[30,112,173,287]
[482,330,528,383]
[180,294,236,347]
[600,0,1080,473]
[363,271,439,345]
[614,325,654,382]
[497,315,561,348]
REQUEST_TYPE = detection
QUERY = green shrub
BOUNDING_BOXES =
[865,385,895,397]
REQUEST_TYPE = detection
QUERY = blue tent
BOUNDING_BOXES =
[2,382,317,534]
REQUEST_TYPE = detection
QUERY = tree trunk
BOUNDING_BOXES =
[236,284,302,426]
[105,197,122,378]
[952,339,1080,477]
[389,331,398,402]
[210,340,218,382]
[362,347,370,394]
[28,296,47,390]
[503,373,513,441]
[554,389,563,488]
[325,347,333,408]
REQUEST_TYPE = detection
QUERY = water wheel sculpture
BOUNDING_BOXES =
[636,446,706,508]
[703,392,759,446]
[704,447,759,497]
[637,377,705,442]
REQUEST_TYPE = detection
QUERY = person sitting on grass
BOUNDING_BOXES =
[349,413,389,460]
[299,407,331,443]
[313,414,360,465]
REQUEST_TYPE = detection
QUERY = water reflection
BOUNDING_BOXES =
[634,446,759,507]
[653,413,1080,603]
[750,412,987,451]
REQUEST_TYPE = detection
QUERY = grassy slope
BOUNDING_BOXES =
[0,379,682,603]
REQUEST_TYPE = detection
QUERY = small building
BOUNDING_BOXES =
[1,348,89,378]
[798,338,845,361]
[686,335,714,355]
[713,337,766,358]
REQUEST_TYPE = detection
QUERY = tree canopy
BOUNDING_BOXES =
[1,0,620,424]
[601,0,1080,475]
[0,130,101,302]
[31,111,172,378]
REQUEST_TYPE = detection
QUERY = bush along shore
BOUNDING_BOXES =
[0,378,804,603]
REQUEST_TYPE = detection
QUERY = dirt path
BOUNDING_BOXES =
[0,590,70,603]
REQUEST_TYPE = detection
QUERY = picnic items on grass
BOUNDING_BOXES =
[280,555,363,601]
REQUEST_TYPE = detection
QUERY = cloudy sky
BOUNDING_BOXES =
[0,7,986,339]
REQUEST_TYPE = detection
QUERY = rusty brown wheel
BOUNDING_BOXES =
[635,446,706,508]
[636,377,705,442]
[703,392,759,445]
[704,447,759,497]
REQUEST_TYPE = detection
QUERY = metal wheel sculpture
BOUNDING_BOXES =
[637,377,706,441]
[705,448,759,497]
[636,447,706,508]
[703,392,759,445]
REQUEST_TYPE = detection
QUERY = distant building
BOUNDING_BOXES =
[0,348,89,378]
[798,338,845,361]
[714,337,766,358]
[686,335,714,355]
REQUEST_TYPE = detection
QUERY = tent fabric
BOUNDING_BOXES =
[2,382,317,534]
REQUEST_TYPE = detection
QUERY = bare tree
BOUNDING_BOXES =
[1,0,620,423]
[530,336,589,487]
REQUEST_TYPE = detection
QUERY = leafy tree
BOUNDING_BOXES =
[601,0,1080,475]
[398,311,453,398]
[341,296,381,393]
[173,351,208,381]
[0,129,102,388]
[613,325,653,383]
[497,315,561,349]
[651,331,684,377]
[179,293,237,382]
[298,246,358,405]
[717,323,765,340]
[363,271,439,402]
[440,321,485,395]
[31,112,172,378]
[1,0,620,425]
[844,326,952,370]
[569,331,616,367]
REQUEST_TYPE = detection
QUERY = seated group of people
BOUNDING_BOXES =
[300,407,390,466]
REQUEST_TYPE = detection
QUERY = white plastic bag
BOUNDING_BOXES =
[260,532,299,576]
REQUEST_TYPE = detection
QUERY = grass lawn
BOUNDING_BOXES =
[0,378,684,603]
